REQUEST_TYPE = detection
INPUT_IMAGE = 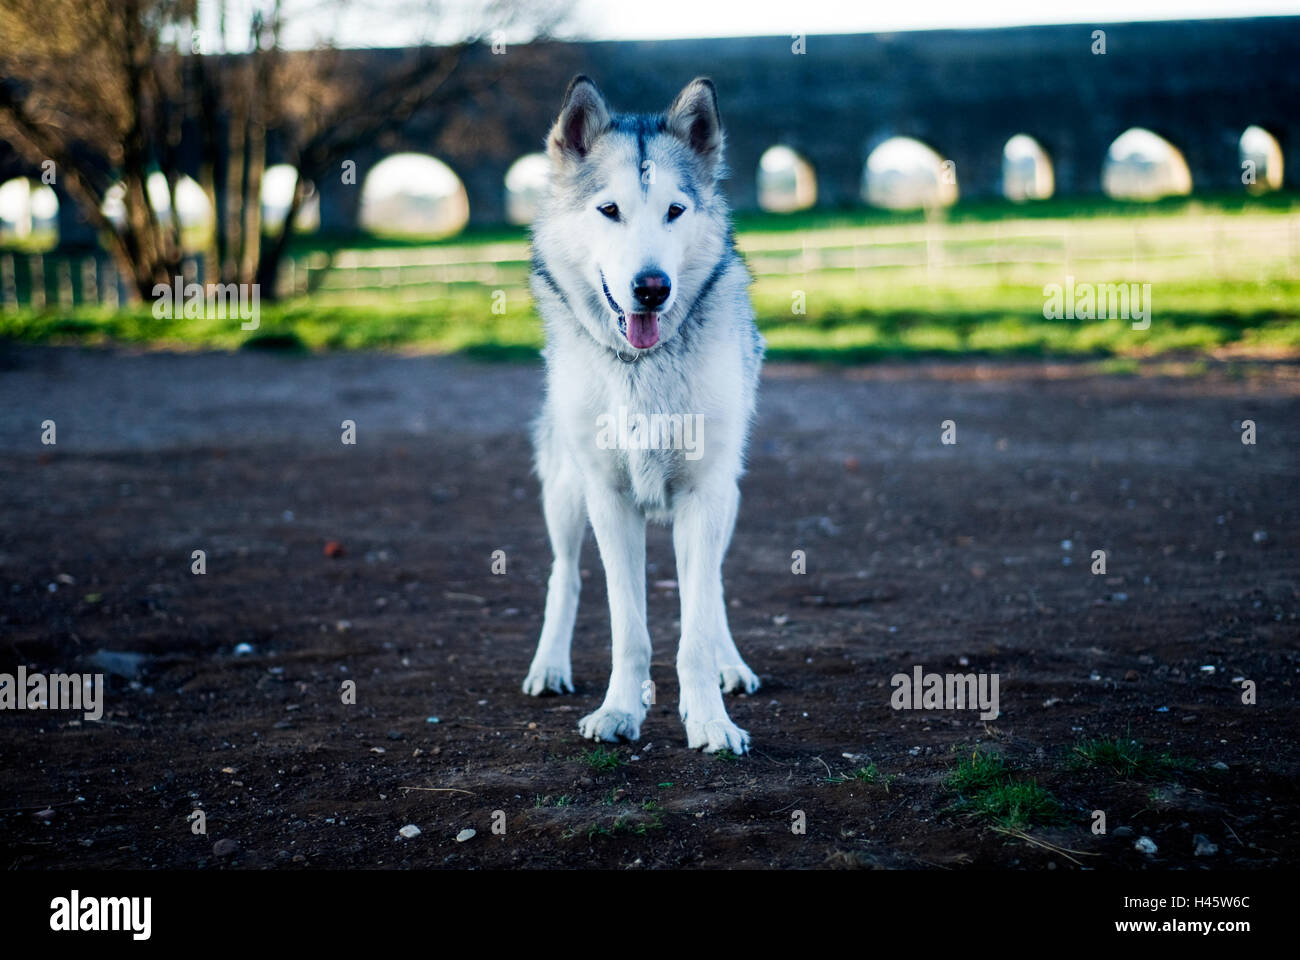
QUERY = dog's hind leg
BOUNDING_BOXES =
[523,458,586,696]
[576,486,651,742]
[701,508,759,694]
[715,622,760,695]
[681,482,758,695]
[673,480,751,754]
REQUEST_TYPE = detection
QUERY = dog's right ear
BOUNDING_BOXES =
[548,75,610,164]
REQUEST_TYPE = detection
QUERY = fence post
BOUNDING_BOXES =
[57,260,75,307]
[101,260,119,309]
[1291,215,1298,279]
[1,253,16,310]
[29,256,45,309]
[81,257,98,306]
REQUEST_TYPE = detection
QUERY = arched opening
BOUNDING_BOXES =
[262,164,320,234]
[757,146,817,213]
[1101,128,1192,200]
[0,177,59,250]
[504,153,550,226]
[1239,125,1284,194]
[359,153,469,238]
[101,172,212,249]
[862,137,958,211]
[1002,134,1054,202]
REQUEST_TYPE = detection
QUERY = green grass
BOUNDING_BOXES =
[579,746,625,772]
[945,750,1065,829]
[946,750,1013,794]
[729,190,1300,234]
[4,196,1300,361]
[213,190,1287,256]
[281,222,531,255]
[824,763,893,788]
[533,794,574,808]
[580,814,664,840]
[622,814,663,835]
[229,191,1300,262]
[5,286,1297,363]
[1071,737,1196,780]
[850,764,892,786]
[568,800,666,840]
[966,780,1065,829]
[0,229,58,254]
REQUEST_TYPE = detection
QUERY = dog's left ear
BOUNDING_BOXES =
[667,78,723,169]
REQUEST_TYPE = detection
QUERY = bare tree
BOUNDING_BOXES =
[250,0,573,297]
[0,0,197,299]
[0,0,572,302]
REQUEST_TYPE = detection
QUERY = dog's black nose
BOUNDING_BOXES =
[632,270,671,310]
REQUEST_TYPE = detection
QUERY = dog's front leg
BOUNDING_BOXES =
[577,485,651,742]
[673,481,751,754]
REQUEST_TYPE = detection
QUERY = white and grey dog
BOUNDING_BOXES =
[522,76,764,754]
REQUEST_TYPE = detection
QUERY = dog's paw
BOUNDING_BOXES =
[578,706,642,742]
[719,662,760,695]
[682,713,750,754]
[522,663,573,696]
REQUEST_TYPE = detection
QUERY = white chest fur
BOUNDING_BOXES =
[545,315,751,519]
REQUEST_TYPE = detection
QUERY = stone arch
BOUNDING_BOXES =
[359,153,470,237]
[504,153,549,225]
[1101,128,1192,200]
[0,176,59,249]
[862,137,958,210]
[1002,134,1055,201]
[101,172,212,250]
[262,164,320,233]
[1239,125,1284,193]
[757,146,817,213]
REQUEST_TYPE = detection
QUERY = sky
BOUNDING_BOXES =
[196,0,1300,51]
[575,0,1300,41]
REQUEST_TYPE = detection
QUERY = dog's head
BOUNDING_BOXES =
[537,76,729,354]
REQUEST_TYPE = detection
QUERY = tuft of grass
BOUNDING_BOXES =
[533,794,574,808]
[850,764,894,787]
[579,746,625,772]
[577,808,665,841]
[598,786,622,806]
[713,748,742,762]
[824,764,894,789]
[967,780,1064,829]
[609,813,664,836]
[946,750,1012,794]
[945,749,1065,829]
[1071,737,1195,780]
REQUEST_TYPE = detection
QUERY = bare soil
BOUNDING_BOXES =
[1,346,1297,870]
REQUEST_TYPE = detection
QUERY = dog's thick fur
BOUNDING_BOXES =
[522,76,764,753]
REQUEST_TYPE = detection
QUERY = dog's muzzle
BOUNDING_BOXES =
[600,270,660,350]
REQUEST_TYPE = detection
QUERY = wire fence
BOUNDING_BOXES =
[2,213,1298,310]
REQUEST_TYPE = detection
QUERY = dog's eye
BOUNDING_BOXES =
[598,203,619,220]
[667,203,687,222]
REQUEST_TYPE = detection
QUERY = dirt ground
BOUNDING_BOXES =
[1,345,1297,870]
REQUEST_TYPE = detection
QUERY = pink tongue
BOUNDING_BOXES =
[627,313,659,349]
